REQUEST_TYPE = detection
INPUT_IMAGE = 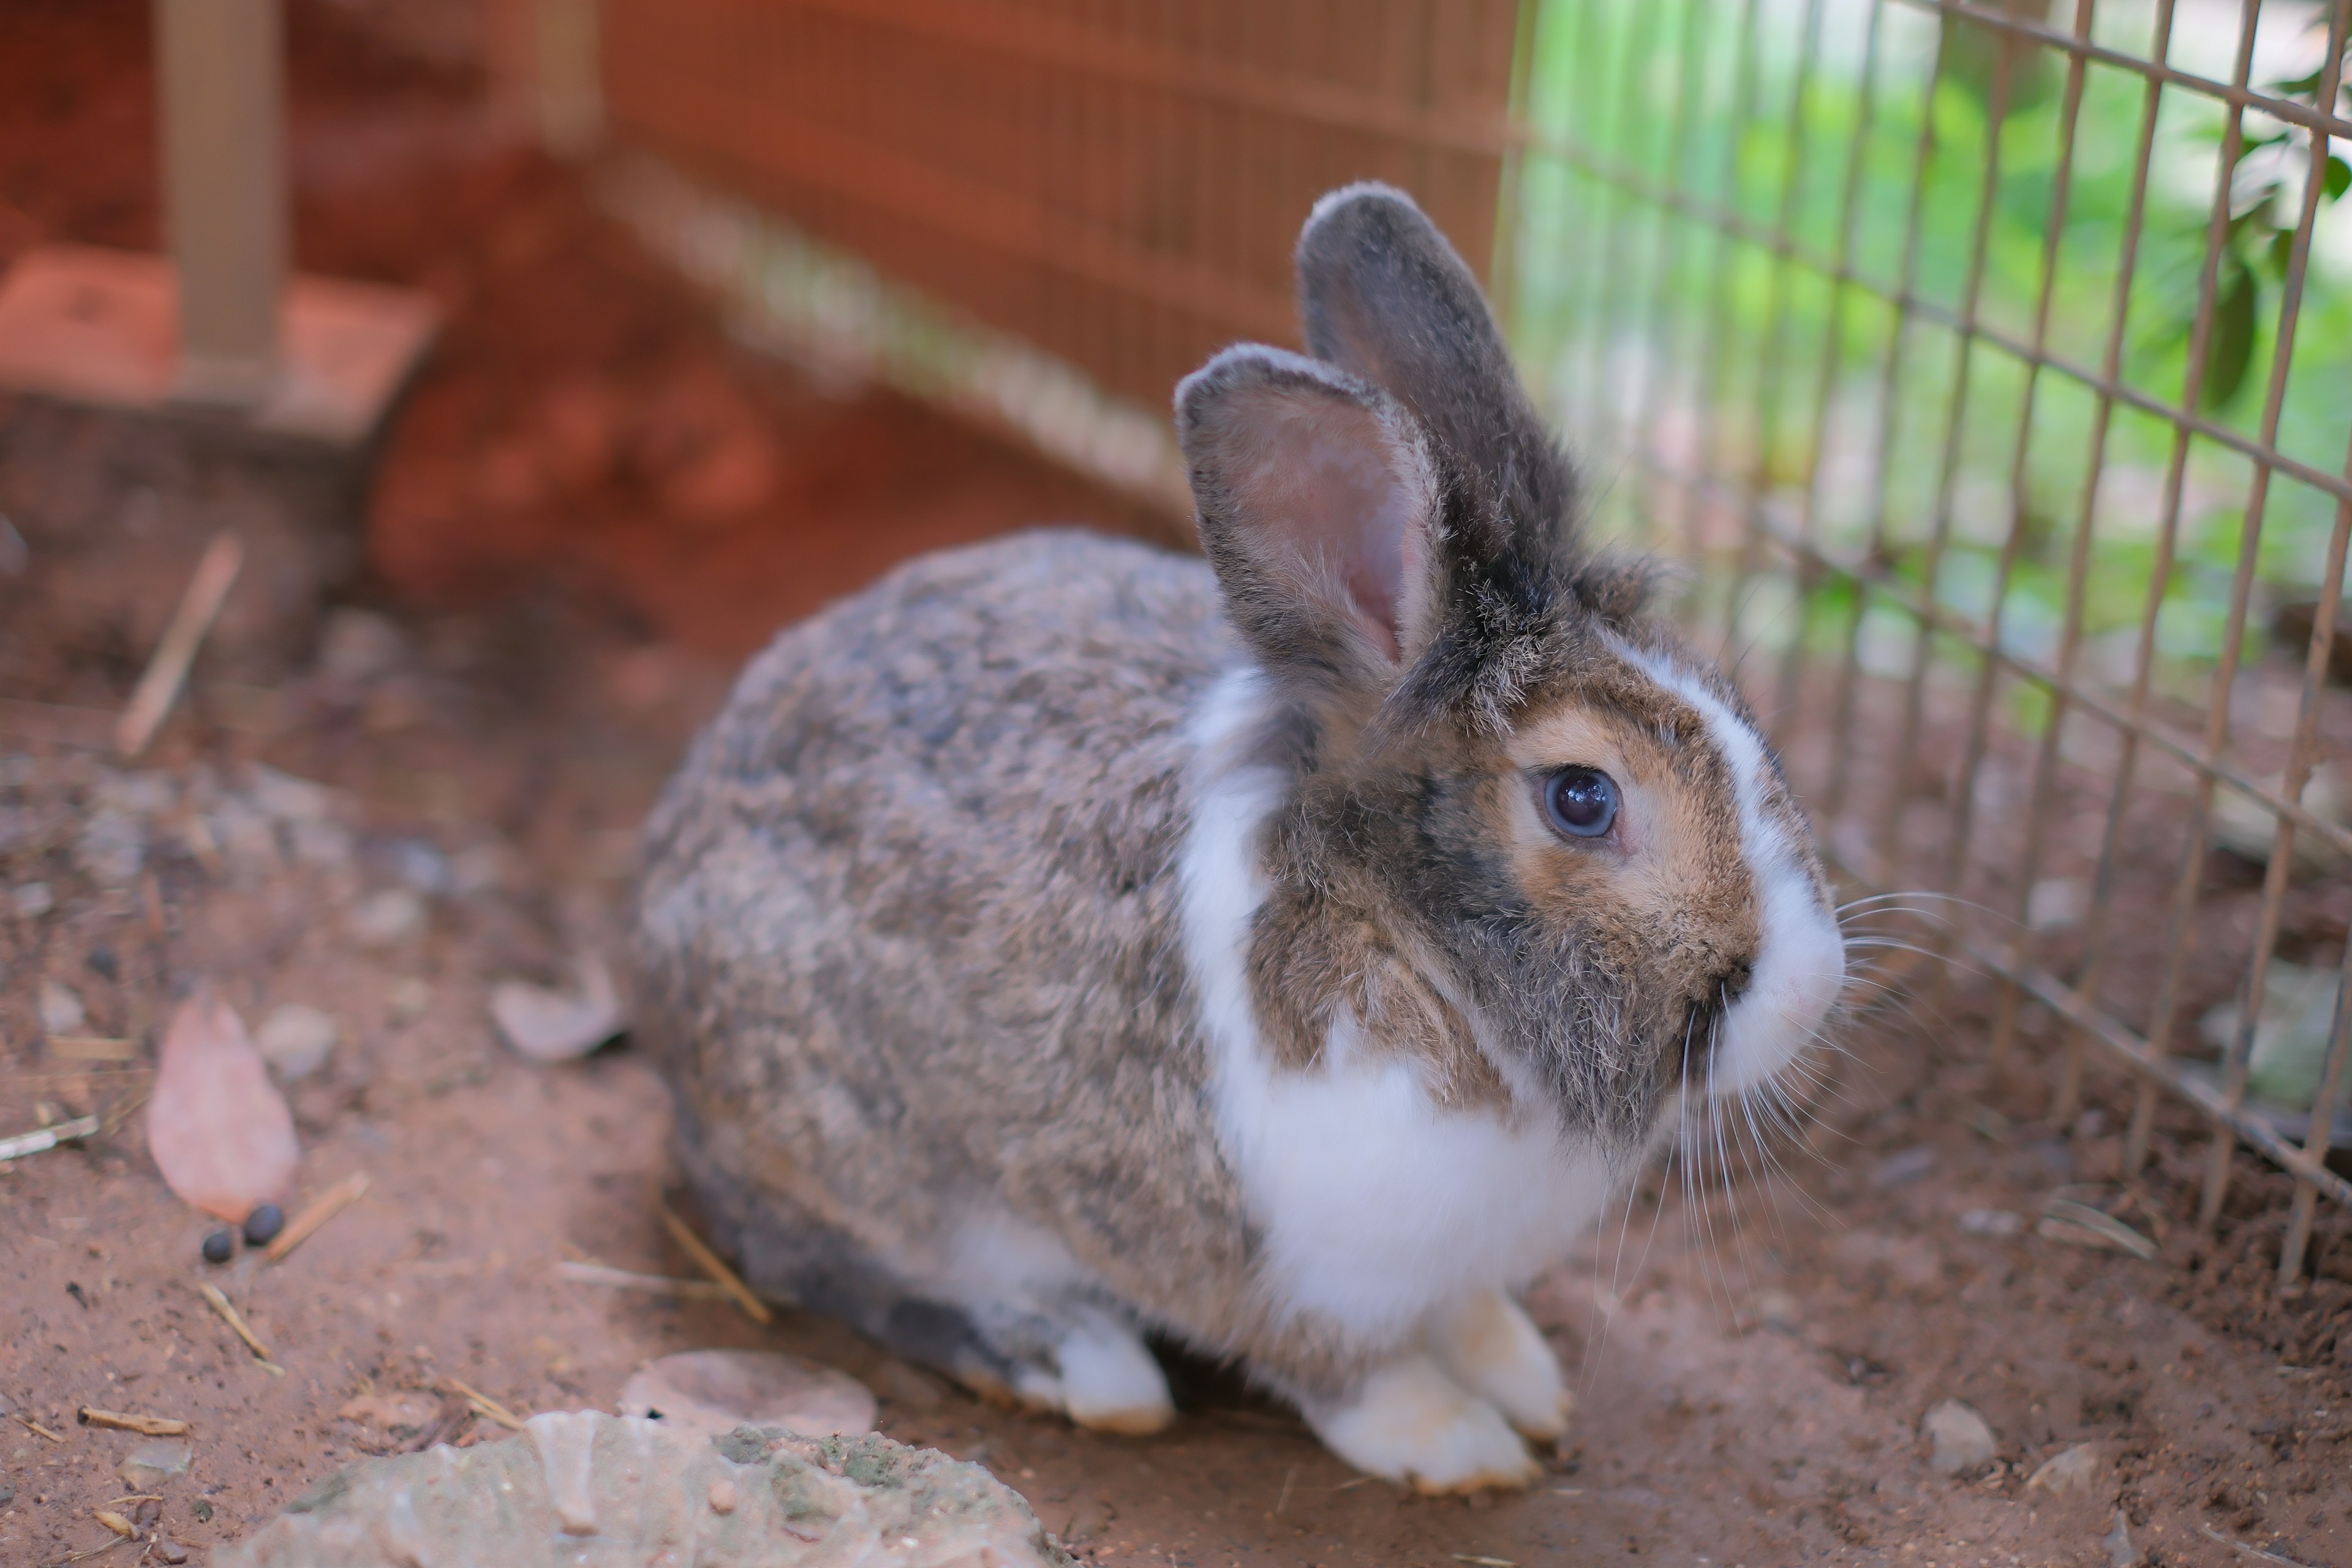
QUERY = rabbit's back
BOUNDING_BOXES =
[635,527,1250,1314]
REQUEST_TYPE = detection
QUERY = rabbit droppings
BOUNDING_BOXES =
[633,184,1846,1493]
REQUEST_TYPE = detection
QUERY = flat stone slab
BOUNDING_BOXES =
[0,245,436,448]
[213,1411,1073,1567]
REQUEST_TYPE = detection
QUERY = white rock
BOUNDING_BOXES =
[349,888,426,949]
[1957,1207,2024,1237]
[2026,876,2087,930]
[39,978,87,1035]
[317,608,407,684]
[1921,1399,1996,1474]
[76,810,145,887]
[257,1004,339,1082]
[291,818,356,869]
[2211,764,2348,872]
[249,764,334,823]
[12,881,54,920]
[492,958,624,1061]
[450,842,517,897]
[92,771,176,818]
[2027,1442,2104,1496]
[2104,1507,2139,1567]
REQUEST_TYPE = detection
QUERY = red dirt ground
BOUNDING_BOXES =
[4,5,2351,1567]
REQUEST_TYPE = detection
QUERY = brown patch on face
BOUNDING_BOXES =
[1498,673,1760,1052]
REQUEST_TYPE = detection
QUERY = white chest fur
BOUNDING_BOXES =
[1179,668,1614,1344]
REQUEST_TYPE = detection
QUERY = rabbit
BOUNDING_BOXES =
[632,183,1846,1493]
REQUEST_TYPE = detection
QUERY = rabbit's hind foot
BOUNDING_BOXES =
[1422,1287,1573,1442]
[1305,1352,1542,1495]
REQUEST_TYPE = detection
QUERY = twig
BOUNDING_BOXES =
[46,1038,141,1061]
[2201,1526,2315,1567]
[1452,1557,1520,1567]
[40,1535,129,1567]
[1274,1466,1295,1515]
[94,1496,162,1512]
[0,1115,100,1163]
[78,1409,189,1436]
[553,1260,730,1299]
[12,1412,66,1442]
[440,1376,526,1432]
[265,1171,371,1263]
[198,1284,281,1371]
[115,532,243,759]
[657,1202,772,1324]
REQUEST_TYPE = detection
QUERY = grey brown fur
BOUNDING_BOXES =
[633,183,1831,1428]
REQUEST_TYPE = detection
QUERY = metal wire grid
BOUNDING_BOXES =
[1514,0,2352,1284]
[597,0,1520,414]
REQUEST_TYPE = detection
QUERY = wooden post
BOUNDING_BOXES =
[155,0,287,406]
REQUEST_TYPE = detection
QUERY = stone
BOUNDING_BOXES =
[2103,1507,2138,1567]
[211,1412,1071,1567]
[75,810,144,886]
[39,977,86,1035]
[1957,1208,2024,1238]
[1921,1399,1996,1474]
[12,881,53,919]
[257,1004,339,1082]
[2027,1442,2105,1497]
[349,888,426,949]
[249,766,334,823]
[316,609,406,685]
[118,1439,193,1488]
[291,820,356,869]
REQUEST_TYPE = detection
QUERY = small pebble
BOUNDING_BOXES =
[39,978,86,1035]
[202,1229,236,1264]
[86,945,119,982]
[156,1540,189,1565]
[243,1204,285,1247]
[0,1482,13,1507]
[1923,1398,1997,1474]
[349,887,427,949]
[13,880,55,919]
[257,1004,339,1082]
[193,1501,213,1523]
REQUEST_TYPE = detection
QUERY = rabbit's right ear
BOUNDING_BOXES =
[1175,344,1439,696]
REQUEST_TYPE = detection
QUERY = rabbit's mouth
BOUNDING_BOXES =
[1707,851,1846,1099]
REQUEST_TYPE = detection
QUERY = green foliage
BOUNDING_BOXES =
[1509,0,2352,682]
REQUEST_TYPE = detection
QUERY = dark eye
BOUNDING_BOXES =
[1544,767,1619,840]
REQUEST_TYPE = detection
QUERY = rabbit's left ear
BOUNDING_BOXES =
[1295,183,1568,536]
[1175,344,1440,690]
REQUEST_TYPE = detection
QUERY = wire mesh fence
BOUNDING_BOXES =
[587,0,2352,1286]
[1509,0,2352,1283]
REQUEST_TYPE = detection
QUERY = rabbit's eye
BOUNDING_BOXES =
[1544,767,1619,840]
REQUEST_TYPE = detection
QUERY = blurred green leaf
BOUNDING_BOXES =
[2329,154,2351,202]
[2201,251,2258,410]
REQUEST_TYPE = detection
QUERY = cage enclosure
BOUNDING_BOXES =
[580,0,2352,1286]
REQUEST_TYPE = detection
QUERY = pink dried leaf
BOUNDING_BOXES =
[146,983,298,1221]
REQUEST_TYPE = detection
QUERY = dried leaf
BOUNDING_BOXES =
[491,958,624,1062]
[146,984,298,1221]
[618,1349,875,1439]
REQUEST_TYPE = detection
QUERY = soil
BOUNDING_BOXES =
[5,6,2352,1568]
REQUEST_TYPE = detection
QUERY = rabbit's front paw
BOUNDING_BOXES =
[1423,1288,1572,1442]
[1308,1353,1539,1494]
[1057,1317,1176,1436]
